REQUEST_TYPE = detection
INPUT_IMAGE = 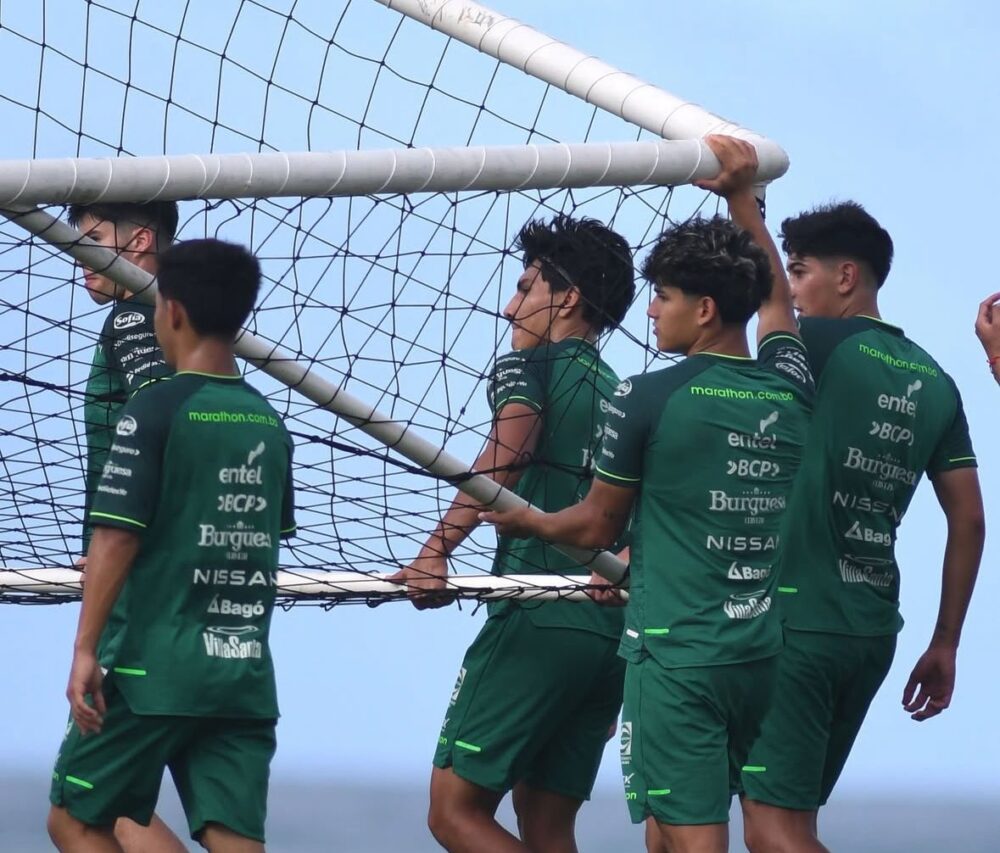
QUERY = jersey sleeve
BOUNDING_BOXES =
[104,304,171,395]
[487,349,546,415]
[593,376,649,486]
[758,332,815,396]
[88,389,171,532]
[280,436,297,537]
[927,377,977,475]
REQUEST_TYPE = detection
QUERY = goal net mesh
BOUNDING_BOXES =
[0,0,710,602]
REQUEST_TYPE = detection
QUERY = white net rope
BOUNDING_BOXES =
[0,0,716,603]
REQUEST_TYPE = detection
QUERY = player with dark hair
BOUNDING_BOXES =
[69,201,186,853]
[740,202,985,853]
[393,214,635,852]
[71,201,179,555]
[484,136,813,853]
[48,239,296,853]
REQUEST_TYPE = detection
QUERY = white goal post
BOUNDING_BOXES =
[0,0,787,604]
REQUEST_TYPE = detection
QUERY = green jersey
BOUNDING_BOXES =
[88,371,296,718]
[778,316,976,636]
[487,338,625,639]
[83,301,171,550]
[595,334,814,668]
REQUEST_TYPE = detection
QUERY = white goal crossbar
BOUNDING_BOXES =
[0,569,622,604]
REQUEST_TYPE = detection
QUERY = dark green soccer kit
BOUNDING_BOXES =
[595,334,814,824]
[434,338,626,800]
[82,300,171,551]
[51,372,296,841]
[743,316,976,810]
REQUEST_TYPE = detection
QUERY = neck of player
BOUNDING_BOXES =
[686,324,751,359]
[173,338,240,376]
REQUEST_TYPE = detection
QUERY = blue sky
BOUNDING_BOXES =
[2,0,998,818]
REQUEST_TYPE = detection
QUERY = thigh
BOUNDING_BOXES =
[819,634,896,804]
[434,611,601,794]
[623,660,732,827]
[742,630,839,811]
[171,717,277,843]
[50,683,178,828]
[523,634,625,801]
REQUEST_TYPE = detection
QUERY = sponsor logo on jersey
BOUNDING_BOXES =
[116,415,138,437]
[198,521,272,552]
[188,410,280,427]
[725,458,781,478]
[690,385,793,402]
[838,555,895,588]
[247,441,266,465]
[207,596,266,618]
[708,488,785,516]
[614,379,632,397]
[774,351,810,384]
[858,344,938,377]
[113,310,145,331]
[723,590,772,620]
[101,462,132,479]
[831,491,903,522]
[843,447,917,486]
[110,443,140,457]
[876,378,921,417]
[620,721,633,763]
[202,627,263,659]
[727,561,771,581]
[869,421,915,445]
[217,493,269,513]
[844,520,892,547]
[599,398,625,417]
[218,465,263,485]
[706,534,780,553]
[192,568,278,587]
[727,412,781,449]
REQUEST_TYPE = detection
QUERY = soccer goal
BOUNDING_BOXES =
[0,0,787,605]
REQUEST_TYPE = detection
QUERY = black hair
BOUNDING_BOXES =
[641,216,771,325]
[515,214,635,335]
[157,239,260,339]
[67,201,179,247]
[779,201,893,287]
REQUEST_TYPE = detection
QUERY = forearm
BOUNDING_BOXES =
[728,191,789,306]
[929,517,984,649]
[75,527,140,653]
[533,500,626,551]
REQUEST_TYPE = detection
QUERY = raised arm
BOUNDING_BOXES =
[696,134,797,343]
[392,401,541,608]
[902,467,985,721]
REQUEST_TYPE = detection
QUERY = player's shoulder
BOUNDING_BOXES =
[624,358,704,401]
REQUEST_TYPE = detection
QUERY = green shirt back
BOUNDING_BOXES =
[595,334,814,668]
[89,372,296,718]
[778,316,976,636]
[487,338,625,639]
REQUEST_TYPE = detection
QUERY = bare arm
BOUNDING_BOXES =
[902,467,985,721]
[697,134,797,343]
[393,402,541,606]
[68,525,141,733]
[481,477,636,552]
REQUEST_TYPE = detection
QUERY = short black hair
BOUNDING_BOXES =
[779,201,893,287]
[641,216,771,325]
[157,239,260,339]
[516,214,635,335]
[67,201,179,246]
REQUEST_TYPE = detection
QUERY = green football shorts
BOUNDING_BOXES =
[433,607,625,801]
[741,628,896,810]
[621,655,778,826]
[50,677,276,841]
